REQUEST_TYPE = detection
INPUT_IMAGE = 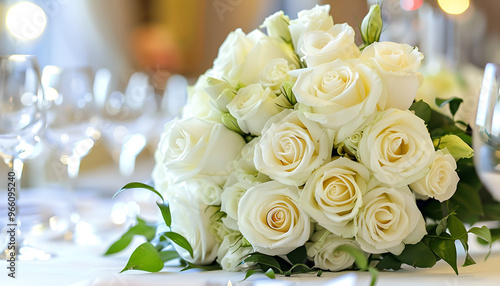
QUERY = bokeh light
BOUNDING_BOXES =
[6,1,47,40]
[438,0,470,15]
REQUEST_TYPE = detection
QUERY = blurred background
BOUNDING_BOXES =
[0,0,500,193]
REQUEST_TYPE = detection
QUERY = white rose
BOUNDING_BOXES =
[173,178,223,206]
[232,138,270,184]
[356,186,427,255]
[208,210,235,243]
[361,42,424,110]
[261,10,292,43]
[158,117,246,183]
[212,29,264,81]
[182,71,222,122]
[289,4,334,58]
[358,109,435,187]
[166,183,219,265]
[300,157,370,237]
[227,84,287,136]
[259,58,296,92]
[410,149,459,202]
[254,109,334,186]
[216,232,254,271]
[238,181,312,256]
[306,228,362,271]
[221,180,255,231]
[301,24,360,67]
[152,148,172,197]
[293,59,386,143]
[238,36,299,85]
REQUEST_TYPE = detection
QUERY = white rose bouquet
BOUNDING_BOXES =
[106,4,496,285]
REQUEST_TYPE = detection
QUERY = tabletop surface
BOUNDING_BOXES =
[2,188,500,286]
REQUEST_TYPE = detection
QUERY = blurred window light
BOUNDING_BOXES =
[6,1,47,40]
[400,0,423,11]
[438,0,470,15]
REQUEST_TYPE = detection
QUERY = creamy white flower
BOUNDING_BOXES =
[152,148,172,197]
[356,186,427,255]
[300,157,370,237]
[293,59,386,143]
[259,58,296,92]
[238,36,299,85]
[227,84,286,135]
[177,178,223,206]
[306,228,362,271]
[212,29,263,81]
[410,149,459,202]
[232,138,271,184]
[261,10,291,43]
[209,210,235,243]
[216,232,254,271]
[254,109,334,186]
[157,117,246,183]
[166,183,219,265]
[358,109,435,187]
[238,181,312,255]
[361,42,424,110]
[182,71,222,122]
[221,180,255,230]
[301,24,360,67]
[289,4,334,58]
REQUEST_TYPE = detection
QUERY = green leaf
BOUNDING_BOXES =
[462,252,476,267]
[376,253,402,270]
[128,219,157,241]
[469,226,492,244]
[435,97,463,116]
[286,245,307,265]
[114,182,164,202]
[120,242,164,273]
[429,235,458,274]
[181,261,221,271]
[158,250,180,262]
[104,217,156,255]
[283,264,312,276]
[265,268,276,279]
[242,269,258,281]
[449,182,483,224]
[157,202,172,227]
[335,244,368,270]
[104,234,133,255]
[243,253,282,272]
[436,217,448,236]
[434,134,474,160]
[395,241,437,268]
[316,269,323,277]
[410,100,432,124]
[368,267,379,286]
[448,215,468,243]
[161,232,194,258]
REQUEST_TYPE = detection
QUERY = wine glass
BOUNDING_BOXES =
[95,69,156,177]
[0,55,50,260]
[473,63,500,201]
[42,65,99,242]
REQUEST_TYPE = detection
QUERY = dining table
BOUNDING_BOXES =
[2,160,500,286]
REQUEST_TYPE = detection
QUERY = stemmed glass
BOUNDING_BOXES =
[42,66,99,242]
[473,63,500,201]
[95,69,156,177]
[0,55,50,260]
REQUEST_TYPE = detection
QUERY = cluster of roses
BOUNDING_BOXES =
[152,5,462,272]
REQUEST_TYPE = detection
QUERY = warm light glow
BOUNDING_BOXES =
[438,0,470,15]
[400,0,423,11]
[6,1,47,40]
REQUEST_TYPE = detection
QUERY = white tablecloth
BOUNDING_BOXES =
[2,188,500,286]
